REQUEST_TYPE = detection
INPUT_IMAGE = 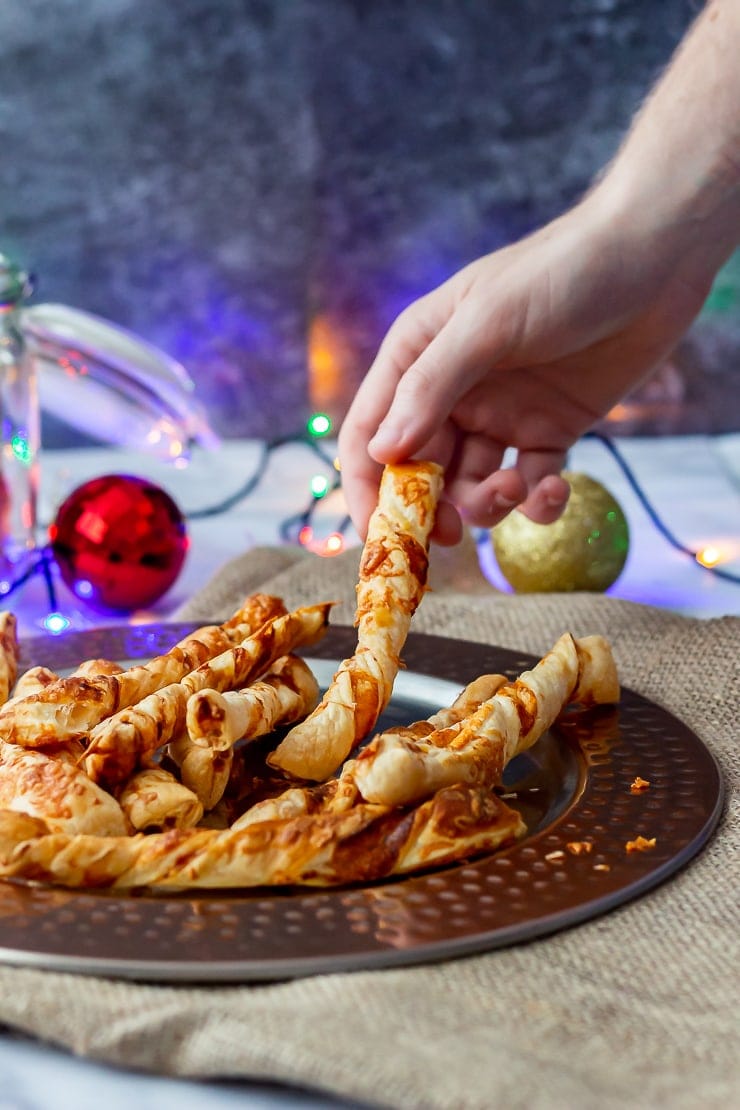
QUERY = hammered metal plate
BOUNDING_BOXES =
[0,624,723,982]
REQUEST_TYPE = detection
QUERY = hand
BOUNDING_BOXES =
[338,192,711,544]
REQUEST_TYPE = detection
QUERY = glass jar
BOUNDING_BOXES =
[0,255,40,567]
[0,250,217,584]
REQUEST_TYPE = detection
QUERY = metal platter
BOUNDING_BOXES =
[0,623,724,982]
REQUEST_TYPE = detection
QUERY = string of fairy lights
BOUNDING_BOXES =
[186,413,351,556]
[1,413,738,632]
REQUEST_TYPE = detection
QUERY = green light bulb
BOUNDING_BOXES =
[308,413,332,438]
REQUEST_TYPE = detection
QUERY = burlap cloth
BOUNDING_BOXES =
[1,539,738,1109]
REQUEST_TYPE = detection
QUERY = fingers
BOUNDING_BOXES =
[338,343,413,541]
[367,303,492,464]
[444,434,526,528]
[338,290,455,538]
[514,452,571,523]
[442,439,570,529]
[430,499,465,547]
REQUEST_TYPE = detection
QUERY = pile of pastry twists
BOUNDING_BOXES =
[0,463,619,891]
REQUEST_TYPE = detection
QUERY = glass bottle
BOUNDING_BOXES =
[0,254,40,570]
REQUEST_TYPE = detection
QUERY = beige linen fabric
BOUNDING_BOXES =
[0,540,738,1110]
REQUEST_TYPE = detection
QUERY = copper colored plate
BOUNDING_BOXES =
[0,624,724,982]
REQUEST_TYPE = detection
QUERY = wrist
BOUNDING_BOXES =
[584,0,740,289]
[585,157,740,293]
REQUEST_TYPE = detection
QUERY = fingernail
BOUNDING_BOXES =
[370,422,405,451]
[493,492,519,509]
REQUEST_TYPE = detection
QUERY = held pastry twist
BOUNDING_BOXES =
[270,461,444,781]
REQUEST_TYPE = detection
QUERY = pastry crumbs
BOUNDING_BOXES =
[593,863,611,872]
[625,836,656,853]
[566,841,593,855]
[544,849,565,862]
[630,777,650,794]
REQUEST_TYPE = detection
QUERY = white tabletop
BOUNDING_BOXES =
[2,433,739,1108]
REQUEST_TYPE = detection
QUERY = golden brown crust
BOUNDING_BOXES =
[83,604,332,787]
[0,784,523,890]
[167,736,235,811]
[235,671,510,827]
[11,666,59,699]
[72,658,125,678]
[0,612,19,708]
[353,633,619,807]
[0,740,129,836]
[117,767,203,831]
[185,654,320,751]
[0,595,287,747]
[165,655,321,811]
[270,462,443,781]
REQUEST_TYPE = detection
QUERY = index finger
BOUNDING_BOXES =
[337,356,404,540]
[338,295,450,537]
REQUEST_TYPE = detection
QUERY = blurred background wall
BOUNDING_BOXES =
[1,0,737,444]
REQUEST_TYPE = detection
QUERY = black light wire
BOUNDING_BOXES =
[585,431,740,585]
[2,432,737,612]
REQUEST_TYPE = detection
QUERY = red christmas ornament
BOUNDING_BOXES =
[49,474,188,611]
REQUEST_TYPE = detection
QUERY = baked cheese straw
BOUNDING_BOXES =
[231,777,359,830]
[167,736,235,811]
[387,672,509,741]
[353,633,619,807]
[9,659,122,705]
[0,740,129,836]
[232,672,509,829]
[169,655,320,810]
[270,461,443,781]
[72,658,125,678]
[12,666,59,699]
[0,612,19,707]
[0,593,286,747]
[185,654,320,752]
[117,768,203,831]
[84,603,332,787]
[0,784,524,890]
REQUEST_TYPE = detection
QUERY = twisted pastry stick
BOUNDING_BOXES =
[166,739,235,813]
[117,767,203,831]
[270,461,443,781]
[353,633,619,807]
[84,603,332,786]
[0,612,19,707]
[0,783,524,890]
[0,740,129,836]
[8,658,122,707]
[11,666,59,699]
[169,655,320,810]
[185,654,320,751]
[0,593,287,746]
[234,671,509,829]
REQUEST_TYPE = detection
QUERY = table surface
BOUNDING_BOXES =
[2,433,739,1108]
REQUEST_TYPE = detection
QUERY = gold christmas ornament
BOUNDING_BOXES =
[491,472,630,593]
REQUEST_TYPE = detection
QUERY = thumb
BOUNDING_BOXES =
[368,308,491,463]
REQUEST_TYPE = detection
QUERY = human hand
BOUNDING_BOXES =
[338,192,713,544]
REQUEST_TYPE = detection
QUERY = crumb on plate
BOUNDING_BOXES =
[626,835,657,853]
[566,841,593,855]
